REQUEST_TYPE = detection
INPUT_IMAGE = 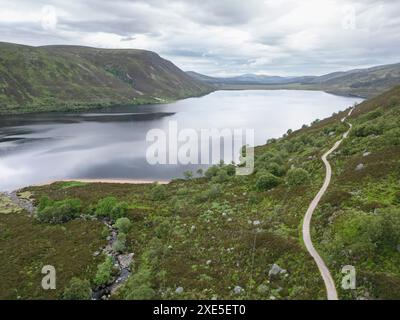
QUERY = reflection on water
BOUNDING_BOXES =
[0,90,363,191]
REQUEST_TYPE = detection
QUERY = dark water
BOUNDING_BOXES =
[0,90,363,191]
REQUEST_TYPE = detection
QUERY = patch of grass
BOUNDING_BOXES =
[59,181,88,190]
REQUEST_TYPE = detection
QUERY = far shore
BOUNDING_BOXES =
[38,178,171,186]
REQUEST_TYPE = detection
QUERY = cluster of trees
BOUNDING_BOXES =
[253,148,311,192]
[95,197,128,220]
[37,195,130,224]
[204,162,236,183]
[93,256,115,287]
[36,197,82,224]
[255,168,310,191]
[329,208,400,260]
[112,217,132,252]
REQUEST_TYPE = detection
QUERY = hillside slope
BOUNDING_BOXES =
[188,63,400,98]
[0,43,213,114]
[1,86,399,299]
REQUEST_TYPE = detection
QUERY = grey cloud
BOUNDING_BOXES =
[0,0,399,76]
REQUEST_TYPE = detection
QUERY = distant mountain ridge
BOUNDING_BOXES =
[187,63,400,98]
[0,42,213,114]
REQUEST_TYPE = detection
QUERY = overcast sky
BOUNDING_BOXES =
[0,0,399,76]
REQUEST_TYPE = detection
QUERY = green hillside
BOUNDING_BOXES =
[188,63,400,98]
[0,42,213,114]
[1,86,400,299]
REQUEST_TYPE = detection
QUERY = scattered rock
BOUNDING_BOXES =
[233,286,243,294]
[175,287,184,294]
[206,260,212,265]
[268,263,287,277]
[93,251,101,257]
[253,220,261,226]
[355,163,365,171]
[363,152,371,157]
[118,253,134,269]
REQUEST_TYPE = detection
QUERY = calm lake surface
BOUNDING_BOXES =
[0,90,363,191]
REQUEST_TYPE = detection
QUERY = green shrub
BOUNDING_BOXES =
[331,209,400,258]
[101,226,110,239]
[114,217,132,234]
[121,264,155,300]
[212,170,230,183]
[365,110,383,121]
[37,196,53,211]
[150,184,167,201]
[95,197,118,217]
[62,277,92,300]
[183,171,193,180]
[204,165,219,179]
[224,164,236,176]
[256,174,281,191]
[266,162,286,177]
[36,198,82,224]
[93,256,114,287]
[111,201,129,219]
[112,233,127,253]
[286,168,310,186]
[384,128,400,146]
[176,187,189,196]
[393,192,400,205]
[95,197,128,220]
[354,123,383,137]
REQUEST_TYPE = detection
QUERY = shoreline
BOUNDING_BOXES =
[43,178,171,185]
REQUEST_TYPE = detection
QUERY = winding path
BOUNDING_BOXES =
[302,107,354,300]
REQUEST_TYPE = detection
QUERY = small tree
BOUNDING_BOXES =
[286,168,310,186]
[122,264,155,300]
[95,197,128,220]
[196,168,204,176]
[62,277,92,300]
[256,174,281,191]
[114,217,132,234]
[266,162,286,177]
[95,197,118,218]
[113,233,127,253]
[94,256,114,286]
[150,184,167,201]
[183,171,193,180]
[37,198,81,224]
[204,165,219,179]
[212,170,229,183]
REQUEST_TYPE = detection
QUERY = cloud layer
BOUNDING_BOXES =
[0,0,399,76]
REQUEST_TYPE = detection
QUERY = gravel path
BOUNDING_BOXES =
[302,108,354,300]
